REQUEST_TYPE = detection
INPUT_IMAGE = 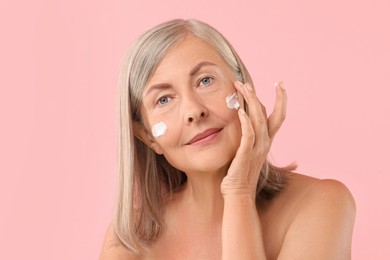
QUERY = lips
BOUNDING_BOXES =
[186,128,223,145]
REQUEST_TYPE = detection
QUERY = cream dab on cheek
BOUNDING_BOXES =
[151,122,167,137]
[226,92,240,110]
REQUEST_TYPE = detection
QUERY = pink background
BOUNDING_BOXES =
[1,0,389,259]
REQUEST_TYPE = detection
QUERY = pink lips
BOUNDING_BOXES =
[186,128,222,145]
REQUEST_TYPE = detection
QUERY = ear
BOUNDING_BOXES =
[133,121,163,155]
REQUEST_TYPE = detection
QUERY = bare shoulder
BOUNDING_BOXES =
[277,172,356,259]
[308,178,355,205]
[285,172,356,213]
[98,222,140,260]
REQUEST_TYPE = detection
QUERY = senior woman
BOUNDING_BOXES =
[99,19,356,259]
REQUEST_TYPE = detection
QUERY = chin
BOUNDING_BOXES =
[178,151,235,175]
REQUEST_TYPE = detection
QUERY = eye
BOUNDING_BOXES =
[199,76,213,87]
[157,96,171,106]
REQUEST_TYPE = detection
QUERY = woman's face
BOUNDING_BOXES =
[140,35,243,174]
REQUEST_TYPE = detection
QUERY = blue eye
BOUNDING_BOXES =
[157,96,170,105]
[199,77,213,87]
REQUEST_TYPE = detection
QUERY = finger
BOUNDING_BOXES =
[233,80,245,95]
[235,108,255,155]
[268,82,287,139]
[234,81,269,145]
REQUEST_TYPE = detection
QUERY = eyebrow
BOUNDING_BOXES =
[189,61,217,76]
[144,61,217,97]
[144,84,171,98]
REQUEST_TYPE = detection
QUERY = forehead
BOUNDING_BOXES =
[148,35,231,82]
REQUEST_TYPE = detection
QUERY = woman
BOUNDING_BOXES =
[99,19,356,259]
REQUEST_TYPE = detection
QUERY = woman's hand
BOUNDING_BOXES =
[220,81,287,199]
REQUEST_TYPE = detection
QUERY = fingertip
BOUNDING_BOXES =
[274,81,285,89]
[275,81,287,103]
[231,81,244,98]
[237,108,245,119]
[279,81,285,90]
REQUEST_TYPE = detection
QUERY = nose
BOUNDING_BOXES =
[183,92,208,124]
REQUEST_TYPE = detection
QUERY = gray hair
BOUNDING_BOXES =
[114,18,295,254]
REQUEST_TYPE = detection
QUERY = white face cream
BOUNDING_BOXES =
[151,122,167,137]
[226,92,240,110]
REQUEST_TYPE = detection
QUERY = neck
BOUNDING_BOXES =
[182,166,228,223]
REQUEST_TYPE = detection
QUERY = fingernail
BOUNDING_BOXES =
[279,82,285,89]
[275,81,285,90]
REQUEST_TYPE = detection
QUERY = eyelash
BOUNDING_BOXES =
[198,76,214,88]
[155,76,214,107]
[156,96,171,106]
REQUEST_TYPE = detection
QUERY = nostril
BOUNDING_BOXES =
[186,111,206,123]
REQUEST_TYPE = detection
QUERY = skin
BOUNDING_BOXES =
[99,36,356,259]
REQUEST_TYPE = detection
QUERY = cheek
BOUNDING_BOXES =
[206,93,242,142]
[205,90,241,121]
[151,118,182,149]
[151,122,167,137]
[215,81,239,111]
